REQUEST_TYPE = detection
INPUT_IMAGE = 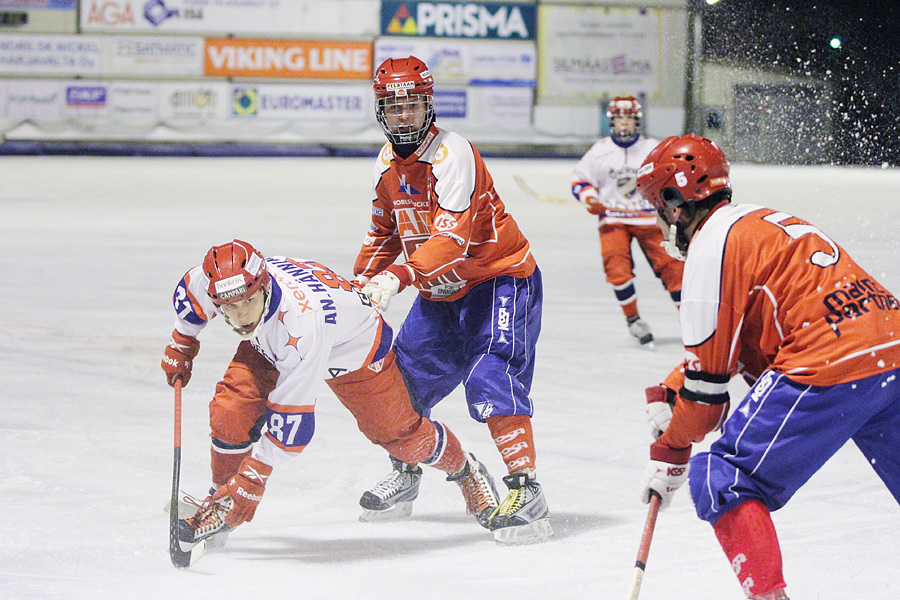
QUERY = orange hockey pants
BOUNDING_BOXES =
[599,222,683,293]
[208,341,461,485]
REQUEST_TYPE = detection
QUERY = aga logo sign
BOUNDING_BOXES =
[381,1,536,40]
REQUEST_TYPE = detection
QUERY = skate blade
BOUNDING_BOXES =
[359,501,414,522]
[640,341,656,351]
[493,518,554,546]
[203,530,230,550]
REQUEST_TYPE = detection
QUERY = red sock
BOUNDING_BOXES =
[211,447,250,489]
[486,414,536,474]
[429,423,466,474]
[713,500,787,598]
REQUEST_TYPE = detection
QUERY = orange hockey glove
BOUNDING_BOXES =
[161,330,200,387]
[213,456,272,527]
[578,187,606,216]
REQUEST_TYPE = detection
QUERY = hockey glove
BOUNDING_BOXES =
[361,270,402,311]
[161,330,200,387]
[640,440,690,510]
[348,275,370,290]
[213,456,272,527]
[645,385,675,440]
[578,187,606,216]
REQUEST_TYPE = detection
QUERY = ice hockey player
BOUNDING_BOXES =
[570,96,683,346]
[351,56,552,545]
[161,240,500,547]
[635,134,900,599]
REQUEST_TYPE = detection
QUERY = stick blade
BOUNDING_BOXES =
[170,536,206,569]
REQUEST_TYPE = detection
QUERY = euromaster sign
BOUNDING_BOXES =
[381,1,536,40]
[204,39,372,80]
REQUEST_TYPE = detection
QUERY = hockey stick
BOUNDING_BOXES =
[169,378,206,568]
[626,492,662,600]
[512,175,579,206]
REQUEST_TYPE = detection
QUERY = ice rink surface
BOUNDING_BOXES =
[2,155,898,600]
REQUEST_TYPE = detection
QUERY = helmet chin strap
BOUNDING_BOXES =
[220,289,272,339]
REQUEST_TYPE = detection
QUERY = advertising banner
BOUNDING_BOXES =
[0,33,202,77]
[381,1,536,40]
[204,39,372,80]
[227,84,370,121]
[106,35,204,77]
[436,86,532,127]
[538,5,660,104]
[80,0,379,36]
[375,37,535,87]
[157,81,229,121]
[5,79,65,120]
[108,81,158,121]
[0,34,102,75]
[0,1,75,7]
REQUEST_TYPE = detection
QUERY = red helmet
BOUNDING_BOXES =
[373,56,434,99]
[607,96,642,143]
[635,134,731,211]
[607,96,642,121]
[373,56,436,146]
[203,240,270,306]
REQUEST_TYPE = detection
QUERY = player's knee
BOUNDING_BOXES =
[690,452,771,524]
[465,355,532,421]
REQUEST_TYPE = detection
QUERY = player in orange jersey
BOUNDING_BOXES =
[571,97,683,346]
[634,135,900,599]
[352,56,552,545]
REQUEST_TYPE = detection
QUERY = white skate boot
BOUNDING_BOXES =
[178,490,233,549]
[627,315,654,346]
[489,472,554,545]
[359,456,422,522]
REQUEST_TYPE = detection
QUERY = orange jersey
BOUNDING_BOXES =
[661,203,900,449]
[353,124,535,301]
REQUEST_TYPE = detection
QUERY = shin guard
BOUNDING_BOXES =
[713,500,786,598]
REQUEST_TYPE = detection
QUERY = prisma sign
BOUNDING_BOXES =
[381,1,536,40]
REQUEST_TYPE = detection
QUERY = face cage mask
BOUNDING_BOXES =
[609,116,640,144]
[376,94,434,146]
[217,286,271,340]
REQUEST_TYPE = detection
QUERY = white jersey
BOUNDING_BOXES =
[570,135,660,226]
[171,257,391,466]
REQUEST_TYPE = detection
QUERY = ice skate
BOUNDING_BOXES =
[489,472,554,545]
[177,491,234,547]
[752,590,790,600]
[447,453,499,529]
[627,315,655,347]
[359,456,422,522]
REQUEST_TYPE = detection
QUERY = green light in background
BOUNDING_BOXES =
[830,37,842,49]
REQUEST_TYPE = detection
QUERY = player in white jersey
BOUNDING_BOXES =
[161,240,499,548]
[570,97,683,345]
